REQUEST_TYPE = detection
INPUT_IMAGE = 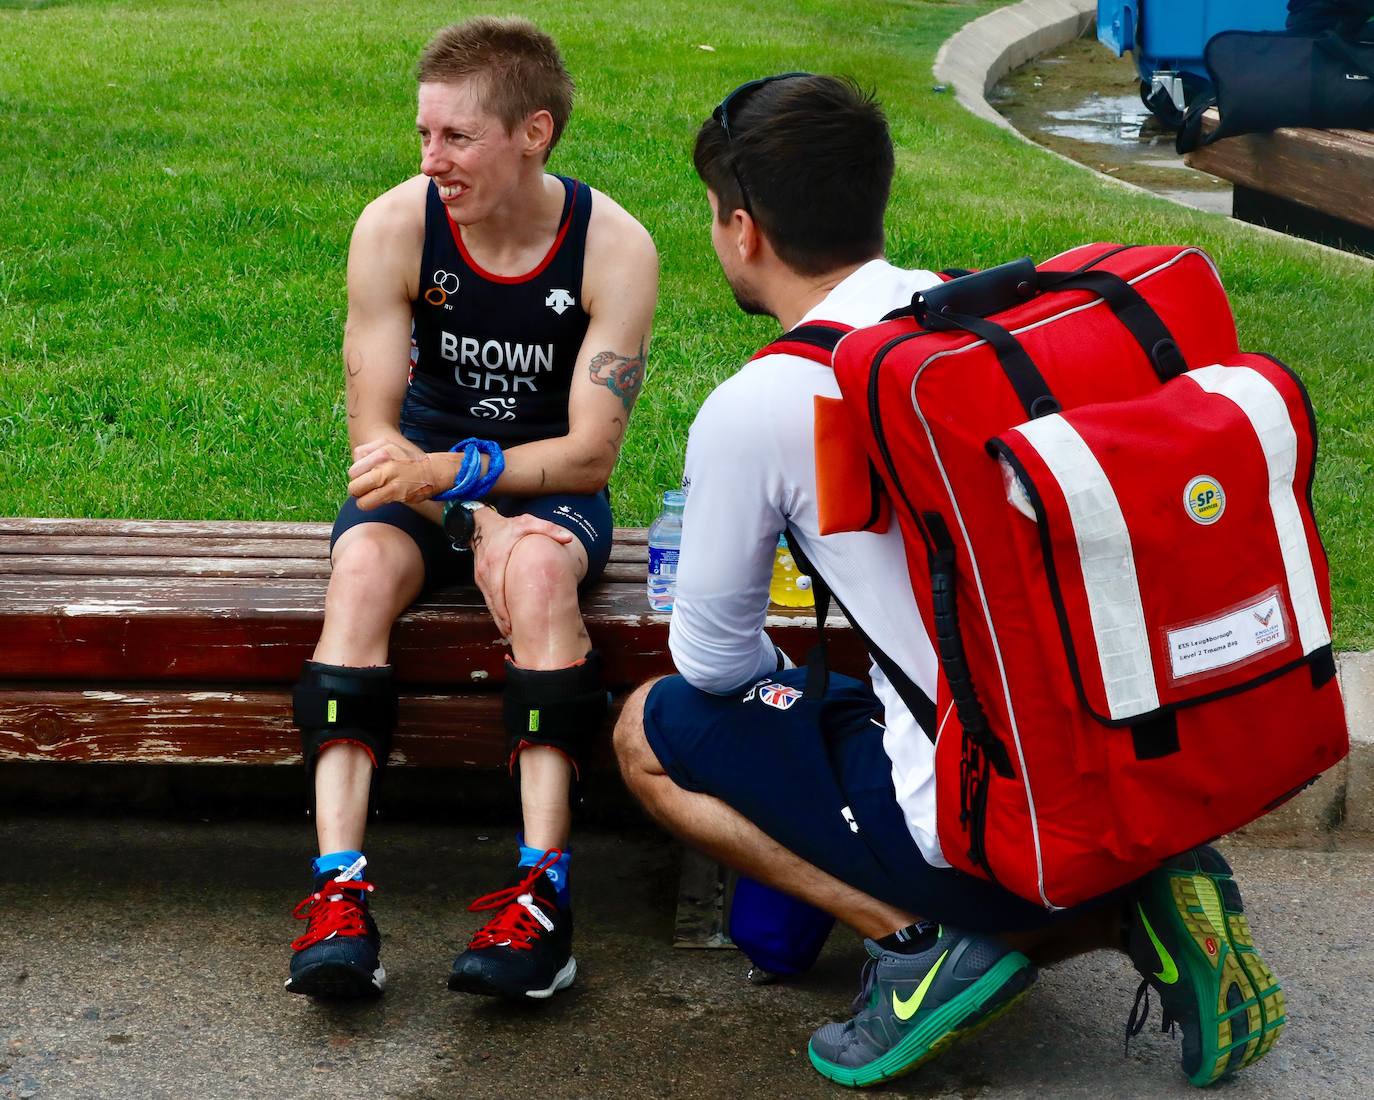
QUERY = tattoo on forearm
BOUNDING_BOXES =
[344,348,362,418]
[539,468,547,489]
[606,416,626,452]
[588,339,646,412]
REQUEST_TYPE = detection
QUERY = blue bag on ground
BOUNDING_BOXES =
[728,876,835,976]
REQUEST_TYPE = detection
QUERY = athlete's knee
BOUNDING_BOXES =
[327,527,422,608]
[613,677,665,778]
[506,533,580,606]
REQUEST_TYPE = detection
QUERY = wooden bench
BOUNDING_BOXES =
[0,517,866,770]
[1184,109,1374,255]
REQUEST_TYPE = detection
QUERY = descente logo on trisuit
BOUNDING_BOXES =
[439,331,555,393]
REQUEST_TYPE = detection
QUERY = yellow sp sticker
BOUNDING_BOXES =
[1184,476,1225,525]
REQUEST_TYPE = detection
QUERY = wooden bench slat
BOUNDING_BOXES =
[0,573,861,685]
[0,688,620,769]
[0,534,651,565]
[0,555,648,584]
[0,556,331,579]
[0,517,650,544]
[0,518,338,539]
[0,537,330,561]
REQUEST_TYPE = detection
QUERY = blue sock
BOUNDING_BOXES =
[517,835,571,908]
[313,849,366,882]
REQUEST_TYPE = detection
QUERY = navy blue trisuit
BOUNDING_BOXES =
[331,175,613,588]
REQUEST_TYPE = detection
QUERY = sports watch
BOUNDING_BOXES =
[442,500,488,551]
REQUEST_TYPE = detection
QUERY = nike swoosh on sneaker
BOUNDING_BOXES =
[1138,904,1179,984]
[892,949,949,1021]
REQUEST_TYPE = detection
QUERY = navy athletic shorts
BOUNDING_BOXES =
[330,487,614,592]
[643,667,1099,933]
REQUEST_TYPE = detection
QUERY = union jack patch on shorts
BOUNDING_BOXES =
[743,680,803,711]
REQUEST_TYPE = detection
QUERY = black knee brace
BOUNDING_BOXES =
[293,661,397,773]
[503,650,610,778]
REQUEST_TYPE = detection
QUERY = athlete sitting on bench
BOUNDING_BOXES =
[286,16,657,1002]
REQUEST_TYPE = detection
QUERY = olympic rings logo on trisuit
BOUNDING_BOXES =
[425,270,460,306]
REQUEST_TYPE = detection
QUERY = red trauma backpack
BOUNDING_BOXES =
[775,243,1348,909]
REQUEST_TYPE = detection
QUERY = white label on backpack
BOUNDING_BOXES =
[1166,592,1287,680]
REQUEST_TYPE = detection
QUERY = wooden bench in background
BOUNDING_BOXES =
[0,518,865,771]
[1184,109,1374,255]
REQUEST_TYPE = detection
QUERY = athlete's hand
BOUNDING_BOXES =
[347,438,447,509]
[471,510,574,638]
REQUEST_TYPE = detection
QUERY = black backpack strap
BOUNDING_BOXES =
[752,321,852,365]
[783,528,938,743]
[1176,90,1221,153]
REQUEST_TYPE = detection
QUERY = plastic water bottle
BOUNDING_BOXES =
[647,489,685,612]
[768,534,815,609]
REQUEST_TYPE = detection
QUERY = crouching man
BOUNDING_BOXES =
[287,16,657,1002]
[612,74,1280,1089]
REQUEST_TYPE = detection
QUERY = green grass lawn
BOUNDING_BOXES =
[1,0,1371,645]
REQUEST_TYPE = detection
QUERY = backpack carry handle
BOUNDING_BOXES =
[907,257,1037,321]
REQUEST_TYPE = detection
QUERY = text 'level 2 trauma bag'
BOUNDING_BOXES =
[828,243,1348,909]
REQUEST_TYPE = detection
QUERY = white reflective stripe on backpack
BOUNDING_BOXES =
[1010,415,1160,720]
[1186,365,1330,655]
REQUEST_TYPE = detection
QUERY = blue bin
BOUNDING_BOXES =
[1097,0,1289,118]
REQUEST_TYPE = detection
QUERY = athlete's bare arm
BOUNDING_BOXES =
[348,188,657,507]
[340,178,428,461]
[489,190,657,492]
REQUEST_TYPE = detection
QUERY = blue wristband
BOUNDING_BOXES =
[432,438,505,502]
[466,439,505,499]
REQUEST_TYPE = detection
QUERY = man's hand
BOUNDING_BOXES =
[347,438,448,510]
[471,509,575,637]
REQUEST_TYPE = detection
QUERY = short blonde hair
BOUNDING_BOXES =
[418,17,574,155]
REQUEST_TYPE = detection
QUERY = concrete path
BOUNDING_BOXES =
[2,817,1370,1099]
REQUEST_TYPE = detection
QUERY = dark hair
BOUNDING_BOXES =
[693,75,893,276]
[418,17,574,157]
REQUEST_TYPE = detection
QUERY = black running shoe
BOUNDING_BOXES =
[285,872,385,999]
[1124,845,1284,1087]
[809,927,1035,1088]
[448,852,575,1000]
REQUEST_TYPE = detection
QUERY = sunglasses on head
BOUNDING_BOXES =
[711,71,813,214]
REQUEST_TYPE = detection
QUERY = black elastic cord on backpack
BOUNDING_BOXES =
[922,513,1014,779]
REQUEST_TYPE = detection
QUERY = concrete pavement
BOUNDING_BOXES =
[2,816,1371,1099]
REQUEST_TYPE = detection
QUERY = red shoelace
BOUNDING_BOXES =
[465,850,561,952]
[291,879,375,951]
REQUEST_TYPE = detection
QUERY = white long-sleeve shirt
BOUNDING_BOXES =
[669,259,950,865]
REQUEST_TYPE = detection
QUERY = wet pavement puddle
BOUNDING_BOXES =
[990,36,1232,214]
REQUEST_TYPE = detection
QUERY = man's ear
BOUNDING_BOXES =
[730,207,763,262]
[521,109,555,158]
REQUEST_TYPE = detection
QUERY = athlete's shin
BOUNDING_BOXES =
[518,746,574,850]
[313,743,375,853]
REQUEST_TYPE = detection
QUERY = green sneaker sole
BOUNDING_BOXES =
[807,950,1034,1088]
[1150,859,1285,1087]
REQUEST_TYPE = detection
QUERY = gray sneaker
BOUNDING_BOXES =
[808,927,1035,1088]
